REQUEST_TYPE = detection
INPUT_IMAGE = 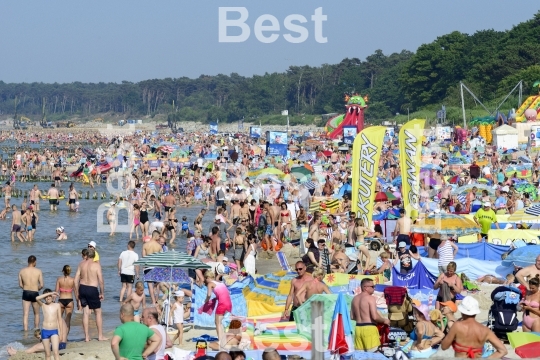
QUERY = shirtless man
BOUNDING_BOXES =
[393,209,411,246]
[351,278,390,351]
[29,184,41,211]
[142,235,163,305]
[11,204,26,242]
[441,296,506,359]
[47,184,59,211]
[295,269,332,305]
[162,192,176,214]
[230,200,241,226]
[516,255,540,290]
[282,261,313,321]
[53,168,62,188]
[3,181,12,208]
[74,249,107,342]
[19,255,44,331]
[68,184,78,211]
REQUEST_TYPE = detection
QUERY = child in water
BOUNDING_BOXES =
[181,216,190,236]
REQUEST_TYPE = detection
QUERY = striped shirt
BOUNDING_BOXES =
[437,240,454,267]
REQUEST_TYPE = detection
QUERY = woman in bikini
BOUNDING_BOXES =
[352,218,370,271]
[55,265,75,335]
[520,275,540,332]
[279,202,292,240]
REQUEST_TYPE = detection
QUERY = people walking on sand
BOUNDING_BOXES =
[118,240,140,302]
[74,248,107,342]
[19,255,44,331]
[55,265,76,336]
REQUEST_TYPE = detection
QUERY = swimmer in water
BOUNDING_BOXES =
[56,227,67,241]
[0,206,11,219]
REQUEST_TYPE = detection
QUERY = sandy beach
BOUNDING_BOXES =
[7,246,524,360]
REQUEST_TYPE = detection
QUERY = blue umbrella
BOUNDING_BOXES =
[503,149,518,154]
[143,267,191,284]
[502,245,540,267]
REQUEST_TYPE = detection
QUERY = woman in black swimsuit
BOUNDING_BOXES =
[139,201,150,237]
[55,265,75,335]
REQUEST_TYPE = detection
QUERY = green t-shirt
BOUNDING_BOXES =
[474,208,497,234]
[114,321,155,360]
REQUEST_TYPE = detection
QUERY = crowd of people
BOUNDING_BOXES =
[6,124,540,359]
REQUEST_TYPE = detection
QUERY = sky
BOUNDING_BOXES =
[0,0,539,84]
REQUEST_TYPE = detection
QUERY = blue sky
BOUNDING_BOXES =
[1,0,539,83]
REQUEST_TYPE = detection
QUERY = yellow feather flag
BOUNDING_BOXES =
[399,119,425,215]
[351,126,386,226]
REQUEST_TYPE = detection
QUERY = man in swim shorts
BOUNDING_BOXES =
[47,184,59,211]
[351,278,390,351]
[393,208,412,246]
[74,249,107,342]
[18,255,44,331]
[11,204,26,242]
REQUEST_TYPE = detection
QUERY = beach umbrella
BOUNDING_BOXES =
[302,181,317,190]
[525,204,540,217]
[453,184,495,195]
[375,192,388,202]
[133,250,211,269]
[411,213,480,236]
[508,332,540,358]
[258,168,286,177]
[298,153,316,162]
[502,245,540,268]
[508,210,540,224]
[421,164,442,171]
[290,166,313,180]
[328,293,354,358]
[143,267,191,284]
[503,149,517,155]
[448,175,460,184]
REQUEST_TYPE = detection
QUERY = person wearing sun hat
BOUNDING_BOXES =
[441,296,507,358]
[410,303,444,352]
[88,241,100,262]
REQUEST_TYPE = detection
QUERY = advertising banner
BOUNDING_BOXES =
[209,123,218,134]
[399,119,425,215]
[250,126,262,138]
[342,125,357,145]
[266,131,288,157]
[351,126,386,226]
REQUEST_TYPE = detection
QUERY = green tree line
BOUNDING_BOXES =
[1,12,540,123]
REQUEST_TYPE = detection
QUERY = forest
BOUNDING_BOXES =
[1,12,540,125]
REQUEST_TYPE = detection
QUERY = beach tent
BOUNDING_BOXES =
[491,125,518,151]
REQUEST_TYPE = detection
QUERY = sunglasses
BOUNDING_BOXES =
[295,268,305,271]
[364,285,375,288]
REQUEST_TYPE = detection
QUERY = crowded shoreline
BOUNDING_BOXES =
[3,120,540,360]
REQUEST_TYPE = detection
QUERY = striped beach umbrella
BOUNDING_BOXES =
[525,204,540,217]
[411,213,480,236]
[133,250,211,269]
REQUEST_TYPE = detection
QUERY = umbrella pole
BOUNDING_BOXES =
[311,301,324,360]
[166,266,172,330]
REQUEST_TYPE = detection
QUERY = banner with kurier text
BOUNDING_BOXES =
[351,126,386,226]
[399,119,425,215]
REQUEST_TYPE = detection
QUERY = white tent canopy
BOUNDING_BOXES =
[492,125,518,150]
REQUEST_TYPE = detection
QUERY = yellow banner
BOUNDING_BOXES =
[399,119,425,215]
[351,126,386,226]
[458,229,540,244]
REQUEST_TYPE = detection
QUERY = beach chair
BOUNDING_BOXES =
[276,251,293,272]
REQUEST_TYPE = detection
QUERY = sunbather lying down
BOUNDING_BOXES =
[477,273,515,285]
